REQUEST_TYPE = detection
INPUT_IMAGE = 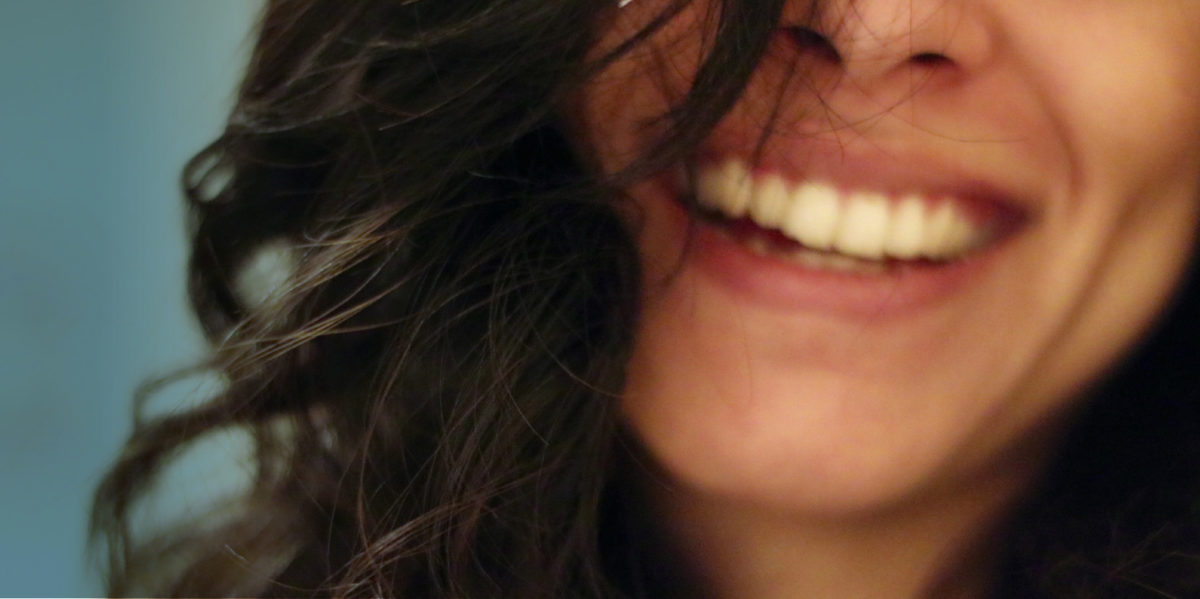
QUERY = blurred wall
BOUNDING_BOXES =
[0,1,260,595]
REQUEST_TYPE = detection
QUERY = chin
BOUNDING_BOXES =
[621,319,1041,516]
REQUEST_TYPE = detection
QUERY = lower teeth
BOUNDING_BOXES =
[744,234,889,274]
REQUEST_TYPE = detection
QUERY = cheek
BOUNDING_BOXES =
[1026,13,1200,196]
[572,5,709,173]
[1074,67,1200,193]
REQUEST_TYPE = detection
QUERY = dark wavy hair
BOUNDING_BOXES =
[92,0,1200,596]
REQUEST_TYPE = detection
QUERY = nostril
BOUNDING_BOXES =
[909,52,952,67]
[784,27,842,63]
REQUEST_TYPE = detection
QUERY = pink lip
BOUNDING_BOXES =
[650,145,1033,317]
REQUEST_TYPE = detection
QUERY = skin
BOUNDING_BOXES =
[575,0,1200,597]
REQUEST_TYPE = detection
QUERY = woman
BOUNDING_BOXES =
[93,0,1200,596]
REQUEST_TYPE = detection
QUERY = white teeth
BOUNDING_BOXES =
[885,196,926,259]
[748,174,790,229]
[834,192,889,260]
[793,248,888,274]
[943,208,976,256]
[783,182,840,251]
[698,160,752,217]
[923,202,957,259]
[695,160,988,262]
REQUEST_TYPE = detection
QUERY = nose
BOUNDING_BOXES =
[792,0,995,92]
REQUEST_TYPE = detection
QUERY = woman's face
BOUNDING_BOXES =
[576,0,1200,513]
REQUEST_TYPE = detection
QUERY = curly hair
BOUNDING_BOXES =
[92,1,1200,597]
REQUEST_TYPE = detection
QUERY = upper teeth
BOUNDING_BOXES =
[695,160,987,261]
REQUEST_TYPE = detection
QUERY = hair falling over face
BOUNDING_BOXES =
[91,1,1200,597]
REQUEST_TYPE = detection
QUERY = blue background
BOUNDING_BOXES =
[0,1,260,595]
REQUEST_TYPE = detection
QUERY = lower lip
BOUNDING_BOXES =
[657,186,1010,318]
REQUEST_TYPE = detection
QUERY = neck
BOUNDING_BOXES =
[643,467,1032,599]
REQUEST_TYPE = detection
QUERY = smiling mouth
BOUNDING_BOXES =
[687,158,1026,273]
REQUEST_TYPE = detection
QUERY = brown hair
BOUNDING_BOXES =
[92,1,1200,596]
